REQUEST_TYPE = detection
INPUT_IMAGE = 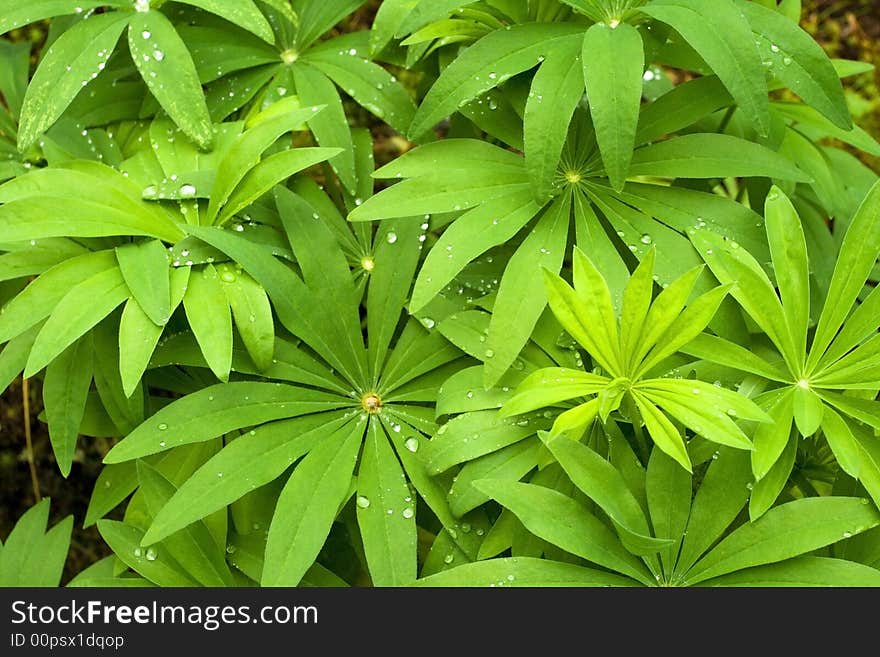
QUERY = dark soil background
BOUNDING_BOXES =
[1,0,878,584]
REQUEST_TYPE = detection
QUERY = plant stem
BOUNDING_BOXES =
[22,377,41,502]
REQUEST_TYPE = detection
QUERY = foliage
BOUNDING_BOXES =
[1,0,880,588]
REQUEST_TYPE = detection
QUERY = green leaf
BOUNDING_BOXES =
[357,421,418,586]
[641,0,770,136]
[17,12,131,150]
[735,0,850,130]
[635,75,733,146]
[646,448,692,577]
[43,335,93,477]
[749,431,797,520]
[367,220,422,382]
[115,240,171,326]
[305,35,417,134]
[627,133,810,181]
[485,195,570,387]
[262,417,364,587]
[410,190,541,312]
[699,556,880,587]
[581,22,644,191]
[424,410,543,474]
[144,413,349,545]
[765,186,810,355]
[25,267,128,377]
[408,23,585,139]
[472,480,652,584]
[292,63,357,193]
[821,407,862,479]
[676,447,752,575]
[97,520,197,587]
[809,180,880,369]
[0,499,72,587]
[523,34,584,201]
[175,0,275,43]
[276,186,367,383]
[542,434,672,555]
[683,497,880,585]
[293,0,368,50]
[0,1,108,36]
[137,462,234,587]
[129,11,213,149]
[413,557,638,587]
[183,264,232,382]
[103,382,345,463]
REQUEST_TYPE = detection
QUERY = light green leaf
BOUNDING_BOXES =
[633,392,691,473]
[752,389,795,479]
[25,267,128,377]
[115,240,171,326]
[292,63,357,193]
[218,265,274,372]
[183,264,232,382]
[646,448,692,577]
[0,499,72,587]
[765,186,810,355]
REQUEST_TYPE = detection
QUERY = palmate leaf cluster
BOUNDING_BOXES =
[2,0,880,588]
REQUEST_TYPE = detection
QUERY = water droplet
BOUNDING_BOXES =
[159,441,166,447]
[386,232,398,244]
[443,553,454,564]
[180,184,196,197]
[640,234,653,245]
[422,317,435,329]
[157,423,168,431]
[356,495,371,509]
[145,547,157,561]
[402,507,414,519]
[226,545,237,554]
[133,548,143,558]
[404,437,419,453]
[843,531,853,539]
[153,50,165,62]
[141,30,151,39]
[484,349,495,358]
